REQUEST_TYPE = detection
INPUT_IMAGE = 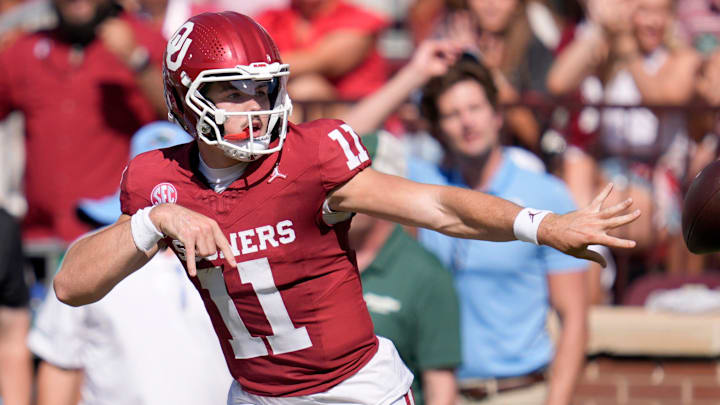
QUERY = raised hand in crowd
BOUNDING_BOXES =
[442,10,477,54]
[586,0,637,37]
[98,15,167,115]
[342,39,462,135]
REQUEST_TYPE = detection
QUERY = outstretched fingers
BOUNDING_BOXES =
[600,197,633,218]
[602,209,641,229]
[589,183,614,212]
[595,233,637,249]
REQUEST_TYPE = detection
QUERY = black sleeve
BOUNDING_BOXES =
[0,209,29,308]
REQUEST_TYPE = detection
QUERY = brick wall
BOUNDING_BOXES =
[575,356,720,405]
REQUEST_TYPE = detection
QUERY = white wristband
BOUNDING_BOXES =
[130,207,163,252]
[513,208,552,245]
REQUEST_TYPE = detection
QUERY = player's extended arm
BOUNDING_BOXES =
[328,169,640,265]
[55,205,237,307]
[545,270,588,405]
[54,215,156,307]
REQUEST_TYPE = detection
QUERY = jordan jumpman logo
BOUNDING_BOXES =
[267,163,287,183]
[528,210,540,223]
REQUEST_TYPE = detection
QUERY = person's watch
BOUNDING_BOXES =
[127,46,151,73]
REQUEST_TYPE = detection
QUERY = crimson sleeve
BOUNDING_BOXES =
[119,158,151,216]
[316,119,372,191]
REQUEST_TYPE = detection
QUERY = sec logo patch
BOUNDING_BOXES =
[151,183,178,205]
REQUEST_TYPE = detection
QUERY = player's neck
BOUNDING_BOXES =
[198,154,247,193]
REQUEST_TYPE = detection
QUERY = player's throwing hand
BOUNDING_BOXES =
[538,183,640,267]
[150,204,237,276]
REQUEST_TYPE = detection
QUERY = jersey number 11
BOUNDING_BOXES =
[197,258,312,359]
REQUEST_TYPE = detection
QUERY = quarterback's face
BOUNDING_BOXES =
[436,79,502,159]
[204,80,271,138]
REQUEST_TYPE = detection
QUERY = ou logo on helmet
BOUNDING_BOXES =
[166,22,194,72]
[151,183,178,205]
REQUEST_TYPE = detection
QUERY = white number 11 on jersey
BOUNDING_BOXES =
[197,258,312,359]
[328,124,369,170]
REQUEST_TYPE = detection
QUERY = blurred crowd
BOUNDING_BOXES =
[0,0,719,404]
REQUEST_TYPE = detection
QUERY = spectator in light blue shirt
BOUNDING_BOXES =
[409,57,589,405]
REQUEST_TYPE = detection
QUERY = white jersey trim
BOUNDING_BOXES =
[227,336,413,405]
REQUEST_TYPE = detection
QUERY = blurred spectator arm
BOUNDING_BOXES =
[696,50,720,106]
[98,17,167,117]
[36,361,83,405]
[619,36,701,105]
[546,25,608,97]
[546,269,588,405]
[0,307,31,405]
[422,369,457,405]
[342,40,460,134]
[505,108,540,152]
[29,263,85,405]
[407,0,446,44]
[0,209,31,405]
[490,67,542,152]
[131,62,167,116]
[414,235,461,405]
[283,30,375,78]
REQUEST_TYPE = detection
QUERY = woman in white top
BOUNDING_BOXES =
[546,0,703,273]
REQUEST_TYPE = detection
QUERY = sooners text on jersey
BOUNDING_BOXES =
[120,119,377,396]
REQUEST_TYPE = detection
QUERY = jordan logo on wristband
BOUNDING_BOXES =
[528,210,540,223]
[514,208,551,245]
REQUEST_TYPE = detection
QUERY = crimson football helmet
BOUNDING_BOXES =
[163,12,292,161]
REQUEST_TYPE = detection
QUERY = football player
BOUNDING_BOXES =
[54,11,640,405]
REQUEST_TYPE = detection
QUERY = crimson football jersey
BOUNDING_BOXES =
[120,119,378,396]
